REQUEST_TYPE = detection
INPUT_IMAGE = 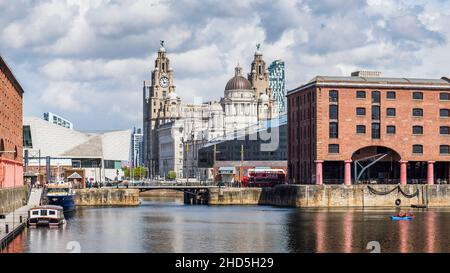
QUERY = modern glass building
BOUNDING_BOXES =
[268,60,286,113]
[198,114,287,168]
[131,127,144,168]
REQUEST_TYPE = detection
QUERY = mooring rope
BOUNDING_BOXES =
[367,185,419,199]
[398,186,419,198]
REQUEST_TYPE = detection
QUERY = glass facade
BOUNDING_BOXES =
[23,125,33,148]
[268,60,286,113]
[198,117,287,168]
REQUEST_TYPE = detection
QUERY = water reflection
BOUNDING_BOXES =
[4,198,450,253]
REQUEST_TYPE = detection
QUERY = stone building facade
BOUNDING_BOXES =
[287,72,450,185]
[0,55,24,188]
[143,44,278,177]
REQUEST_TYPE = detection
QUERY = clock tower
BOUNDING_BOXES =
[248,44,276,120]
[143,41,176,176]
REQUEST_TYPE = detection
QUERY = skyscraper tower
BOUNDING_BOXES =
[143,41,176,177]
[268,60,286,113]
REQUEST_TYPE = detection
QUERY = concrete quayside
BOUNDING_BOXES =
[208,184,450,208]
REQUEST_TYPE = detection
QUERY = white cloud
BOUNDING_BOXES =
[1,0,449,130]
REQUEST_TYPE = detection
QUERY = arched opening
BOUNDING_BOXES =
[352,146,401,184]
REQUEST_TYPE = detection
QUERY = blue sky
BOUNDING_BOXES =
[1,0,450,131]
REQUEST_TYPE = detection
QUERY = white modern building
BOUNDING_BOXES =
[43,112,74,129]
[23,117,131,182]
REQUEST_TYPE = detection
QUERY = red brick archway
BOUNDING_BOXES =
[351,146,401,184]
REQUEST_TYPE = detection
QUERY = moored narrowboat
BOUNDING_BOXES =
[28,205,66,228]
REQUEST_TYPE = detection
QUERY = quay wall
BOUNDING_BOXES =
[73,189,140,206]
[0,186,28,214]
[208,185,450,207]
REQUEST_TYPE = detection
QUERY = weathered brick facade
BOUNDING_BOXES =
[288,74,450,185]
[0,55,24,188]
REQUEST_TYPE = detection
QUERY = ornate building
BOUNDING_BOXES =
[143,43,278,177]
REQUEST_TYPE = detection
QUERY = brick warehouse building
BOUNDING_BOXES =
[287,72,450,185]
[0,55,24,188]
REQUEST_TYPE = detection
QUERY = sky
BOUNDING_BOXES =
[1,0,450,131]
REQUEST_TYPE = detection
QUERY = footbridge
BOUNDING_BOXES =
[106,182,221,205]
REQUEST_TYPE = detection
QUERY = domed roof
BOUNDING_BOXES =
[225,65,252,91]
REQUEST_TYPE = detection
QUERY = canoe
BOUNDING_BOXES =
[390,216,415,221]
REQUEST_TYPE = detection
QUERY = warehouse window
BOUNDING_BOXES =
[412,145,423,154]
[356,125,366,134]
[0,139,4,156]
[387,125,396,134]
[440,93,450,101]
[372,123,380,139]
[440,145,450,155]
[356,91,366,99]
[329,122,338,139]
[440,109,450,117]
[412,108,423,117]
[372,106,380,120]
[328,144,339,154]
[372,91,381,103]
[412,92,423,100]
[440,126,450,135]
[356,107,366,116]
[386,108,396,117]
[412,126,424,135]
[387,91,396,99]
[329,90,338,103]
[329,105,338,119]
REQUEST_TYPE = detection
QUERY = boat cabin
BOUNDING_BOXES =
[28,205,65,228]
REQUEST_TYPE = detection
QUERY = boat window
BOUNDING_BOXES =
[32,211,39,216]
[49,210,56,215]
[40,210,48,216]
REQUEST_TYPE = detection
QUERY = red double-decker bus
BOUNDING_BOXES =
[242,169,286,187]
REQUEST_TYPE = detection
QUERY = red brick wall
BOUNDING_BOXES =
[288,83,450,183]
[287,86,316,183]
[0,57,24,188]
[317,87,450,161]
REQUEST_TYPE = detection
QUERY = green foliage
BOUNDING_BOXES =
[122,166,147,179]
[167,170,177,180]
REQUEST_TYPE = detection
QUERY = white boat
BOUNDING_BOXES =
[28,205,66,228]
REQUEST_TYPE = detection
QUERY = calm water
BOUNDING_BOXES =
[4,197,450,253]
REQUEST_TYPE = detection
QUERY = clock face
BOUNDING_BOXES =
[159,76,169,88]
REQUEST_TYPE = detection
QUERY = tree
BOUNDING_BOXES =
[133,166,147,179]
[167,170,176,180]
[122,166,147,179]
